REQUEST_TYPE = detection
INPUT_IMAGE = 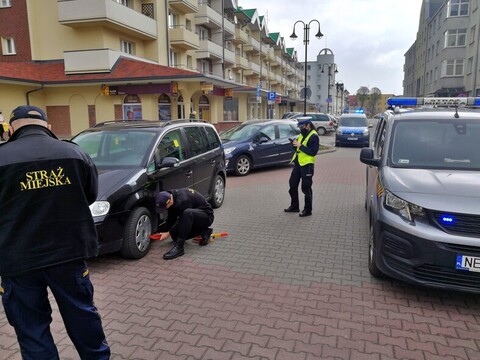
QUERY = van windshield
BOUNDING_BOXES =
[339,117,368,127]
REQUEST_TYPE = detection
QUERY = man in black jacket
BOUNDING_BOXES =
[0,105,110,359]
[155,188,214,260]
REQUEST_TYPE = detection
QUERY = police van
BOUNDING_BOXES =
[360,97,480,293]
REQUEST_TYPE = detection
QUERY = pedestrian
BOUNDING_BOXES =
[284,117,320,217]
[0,105,110,359]
[189,110,197,120]
[0,111,7,141]
[155,188,214,260]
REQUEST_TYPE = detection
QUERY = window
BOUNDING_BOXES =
[0,0,11,7]
[169,50,178,67]
[442,59,464,77]
[470,25,476,44]
[436,40,440,55]
[1,37,15,55]
[156,129,186,161]
[467,56,473,73]
[120,40,134,54]
[168,11,178,29]
[448,0,469,16]
[184,126,208,157]
[114,0,131,6]
[445,29,467,47]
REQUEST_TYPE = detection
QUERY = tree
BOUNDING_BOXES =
[368,87,382,116]
[356,86,369,110]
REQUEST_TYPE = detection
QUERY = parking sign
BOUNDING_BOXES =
[267,92,276,101]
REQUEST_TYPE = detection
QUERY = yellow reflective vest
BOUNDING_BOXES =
[291,130,317,166]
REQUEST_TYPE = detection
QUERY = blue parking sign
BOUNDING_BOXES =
[267,92,276,101]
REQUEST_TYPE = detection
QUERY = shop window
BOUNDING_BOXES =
[123,95,142,120]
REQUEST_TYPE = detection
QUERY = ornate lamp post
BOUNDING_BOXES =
[321,63,338,114]
[290,20,323,115]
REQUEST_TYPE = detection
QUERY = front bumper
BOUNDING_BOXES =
[375,221,480,293]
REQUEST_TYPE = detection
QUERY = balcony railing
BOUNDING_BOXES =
[58,0,157,39]
[169,25,199,50]
[64,49,120,74]
[168,0,199,13]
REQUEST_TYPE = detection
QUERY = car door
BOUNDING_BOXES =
[148,128,194,194]
[251,124,278,167]
[182,125,215,197]
[276,123,299,162]
[365,118,387,213]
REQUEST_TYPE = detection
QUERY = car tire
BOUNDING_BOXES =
[317,127,326,136]
[120,207,152,259]
[234,155,251,176]
[210,174,225,208]
[368,221,383,278]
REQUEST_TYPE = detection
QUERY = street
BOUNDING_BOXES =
[1,139,479,359]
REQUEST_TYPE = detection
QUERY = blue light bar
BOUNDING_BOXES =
[387,97,480,107]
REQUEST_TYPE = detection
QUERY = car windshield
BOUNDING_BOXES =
[390,119,480,170]
[73,130,157,166]
[339,117,367,127]
[220,124,263,141]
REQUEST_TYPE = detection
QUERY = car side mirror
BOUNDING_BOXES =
[157,156,179,169]
[258,136,269,144]
[359,148,380,167]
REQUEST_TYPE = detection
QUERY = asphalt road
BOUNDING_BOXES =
[1,136,479,359]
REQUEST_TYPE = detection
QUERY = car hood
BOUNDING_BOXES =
[338,126,366,134]
[97,168,145,199]
[383,167,480,214]
[221,139,249,147]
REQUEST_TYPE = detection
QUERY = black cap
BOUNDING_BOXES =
[10,105,47,124]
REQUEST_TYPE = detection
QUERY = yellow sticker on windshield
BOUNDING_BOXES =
[115,137,120,145]
[173,139,179,147]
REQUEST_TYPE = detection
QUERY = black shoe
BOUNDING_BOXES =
[199,228,213,246]
[299,210,312,217]
[163,244,185,260]
[284,206,300,213]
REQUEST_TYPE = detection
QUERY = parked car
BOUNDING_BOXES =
[220,119,300,176]
[360,97,480,293]
[335,112,371,147]
[71,119,226,259]
[289,112,337,135]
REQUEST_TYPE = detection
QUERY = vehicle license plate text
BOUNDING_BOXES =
[347,137,358,141]
[456,255,480,272]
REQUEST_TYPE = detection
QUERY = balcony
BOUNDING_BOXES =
[196,1,222,29]
[64,49,120,74]
[169,25,199,50]
[234,28,248,44]
[168,0,199,13]
[234,55,249,69]
[58,0,157,40]
[197,39,223,60]
[243,37,260,53]
[224,48,235,65]
[224,17,235,38]
[244,61,260,76]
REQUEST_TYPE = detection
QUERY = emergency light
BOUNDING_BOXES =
[387,97,480,107]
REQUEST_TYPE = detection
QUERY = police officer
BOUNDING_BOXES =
[0,105,110,359]
[284,117,320,217]
[155,188,214,260]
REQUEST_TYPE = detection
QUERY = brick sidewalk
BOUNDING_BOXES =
[1,148,479,359]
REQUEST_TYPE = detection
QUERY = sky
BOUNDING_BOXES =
[236,0,424,95]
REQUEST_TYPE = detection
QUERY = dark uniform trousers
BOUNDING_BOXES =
[288,162,315,212]
[170,208,213,242]
[1,260,110,360]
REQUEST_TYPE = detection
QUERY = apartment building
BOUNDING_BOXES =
[0,0,306,137]
[403,0,480,97]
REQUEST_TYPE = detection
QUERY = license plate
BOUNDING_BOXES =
[456,255,480,272]
[347,137,358,141]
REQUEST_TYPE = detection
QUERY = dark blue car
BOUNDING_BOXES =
[221,119,300,176]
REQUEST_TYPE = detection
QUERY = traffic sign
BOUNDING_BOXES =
[267,91,276,101]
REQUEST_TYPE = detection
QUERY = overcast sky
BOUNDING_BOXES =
[237,0,423,95]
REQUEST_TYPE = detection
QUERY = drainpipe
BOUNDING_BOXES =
[26,84,44,105]
[165,0,170,66]
[471,17,480,96]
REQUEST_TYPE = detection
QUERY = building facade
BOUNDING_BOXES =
[403,0,480,97]
[0,0,309,137]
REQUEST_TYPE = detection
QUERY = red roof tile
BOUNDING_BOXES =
[0,57,200,84]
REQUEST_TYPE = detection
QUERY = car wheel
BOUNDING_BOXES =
[317,127,326,136]
[120,207,152,259]
[234,155,251,176]
[368,221,383,278]
[210,174,225,208]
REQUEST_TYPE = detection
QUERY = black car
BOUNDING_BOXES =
[220,119,299,176]
[72,119,226,259]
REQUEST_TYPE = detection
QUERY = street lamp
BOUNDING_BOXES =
[321,63,338,114]
[290,20,323,115]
